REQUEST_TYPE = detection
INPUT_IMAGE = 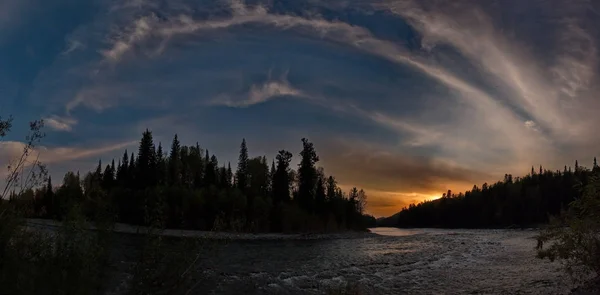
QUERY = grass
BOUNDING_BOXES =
[0,202,209,295]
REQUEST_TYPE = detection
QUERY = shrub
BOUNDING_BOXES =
[0,203,109,295]
[537,172,600,281]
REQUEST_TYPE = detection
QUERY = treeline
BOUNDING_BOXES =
[381,160,599,228]
[9,130,376,232]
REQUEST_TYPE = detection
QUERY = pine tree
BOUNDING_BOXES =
[326,176,337,202]
[117,150,129,185]
[129,152,135,186]
[95,159,103,183]
[297,138,319,213]
[137,129,157,188]
[168,134,181,186]
[102,164,114,190]
[273,150,293,204]
[236,138,249,191]
[203,150,217,186]
[192,143,204,189]
[227,162,233,187]
[156,142,166,185]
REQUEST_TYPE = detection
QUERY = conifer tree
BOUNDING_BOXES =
[102,163,114,190]
[273,150,293,204]
[326,176,337,202]
[236,138,249,191]
[137,129,157,188]
[129,152,136,186]
[298,138,319,213]
[227,163,233,187]
[169,134,181,186]
[117,150,129,185]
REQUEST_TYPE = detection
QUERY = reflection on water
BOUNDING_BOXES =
[368,227,423,237]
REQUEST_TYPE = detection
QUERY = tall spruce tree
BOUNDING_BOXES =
[129,152,135,186]
[137,129,157,188]
[297,138,319,213]
[169,134,181,186]
[273,150,292,204]
[236,138,249,191]
[117,150,129,185]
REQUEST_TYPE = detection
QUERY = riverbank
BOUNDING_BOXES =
[25,218,377,241]
[571,277,600,295]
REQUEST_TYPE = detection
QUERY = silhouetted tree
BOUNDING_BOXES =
[236,139,249,191]
[136,129,157,188]
[168,134,181,186]
[273,150,293,204]
[16,130,372,232]
[297,138,319,213]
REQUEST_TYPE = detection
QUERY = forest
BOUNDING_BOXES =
[379,159,600,228]
[7,129,376,233]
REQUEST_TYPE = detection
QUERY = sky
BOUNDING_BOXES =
[1,0,600,217]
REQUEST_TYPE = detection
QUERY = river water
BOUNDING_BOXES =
[170,227,574,294]
[24,220,575,294]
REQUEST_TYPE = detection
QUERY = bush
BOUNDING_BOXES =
[0,199,209,295]
[537,172,600,281]
[0,203,109,295]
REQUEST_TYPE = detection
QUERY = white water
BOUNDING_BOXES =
[183,228,573,294]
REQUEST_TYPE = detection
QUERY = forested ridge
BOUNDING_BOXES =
[7,129,376,232]
[380,159,600,229]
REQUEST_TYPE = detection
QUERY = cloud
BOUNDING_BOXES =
[91,1,542,164]
[19,0,600,215]
[0,140,136,170]
[380,0,599,143]
[101,14,158,62]
[61,39,85,55]
[44,115,78,132]
[212,71,303,107]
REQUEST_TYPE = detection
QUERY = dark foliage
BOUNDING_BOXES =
[382,162,596,228]
[14,131,372,233]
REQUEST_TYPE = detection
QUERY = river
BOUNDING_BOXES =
[26,220,574,294]
[132,227,573,294]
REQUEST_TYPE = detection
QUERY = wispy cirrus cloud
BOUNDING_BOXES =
[44,115,78,132]
[0,140,137,167]
[61,39,85,55]
[12,0,600,216]
[212,70,303,107]
[93,0,536,153]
